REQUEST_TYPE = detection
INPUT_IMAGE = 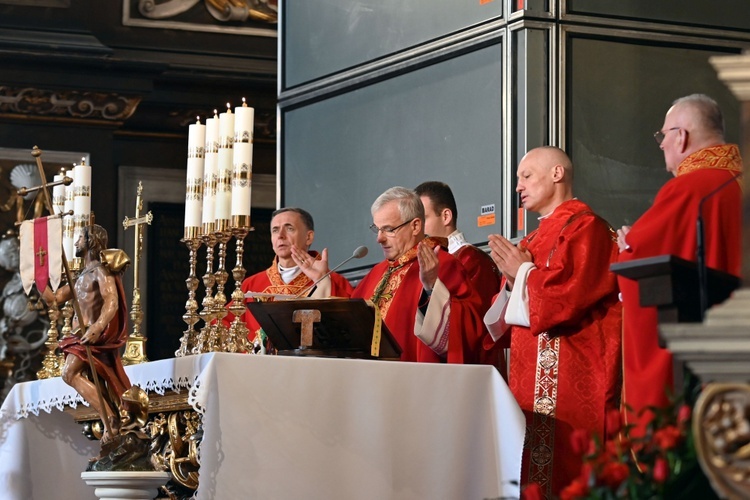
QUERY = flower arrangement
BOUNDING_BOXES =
[555,399,716,499]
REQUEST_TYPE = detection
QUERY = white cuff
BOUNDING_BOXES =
[504,262,535,327]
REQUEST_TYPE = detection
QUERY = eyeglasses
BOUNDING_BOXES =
[369,219,412,237]
[653,127,681,145]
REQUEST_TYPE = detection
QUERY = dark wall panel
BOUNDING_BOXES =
[284,44,504,269]
[283,0,504,87]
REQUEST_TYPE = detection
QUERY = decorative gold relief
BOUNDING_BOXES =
[0,86,141,123]
[693,383,750,499]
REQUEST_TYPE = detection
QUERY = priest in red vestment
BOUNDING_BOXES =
[415,181,504,371]
[308,186,485,363]
[483,146,622,498]
[225,208,353,347]
[617,94,743,433]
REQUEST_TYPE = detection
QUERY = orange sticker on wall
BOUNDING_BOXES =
[477,214,495,227]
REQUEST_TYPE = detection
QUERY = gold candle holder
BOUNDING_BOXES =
[37,301,63,379]
[194,230,217,354]
[208,227,231,352]
[225,222,252,353]
[175,236,201,357]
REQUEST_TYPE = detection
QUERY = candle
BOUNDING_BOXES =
[184,117,205,239]
[62,169,75,261]
[72,159,91,255]
[231,99,254,227]
[52,172,65,215]
[202,110,219,234]
[215,104,234,230]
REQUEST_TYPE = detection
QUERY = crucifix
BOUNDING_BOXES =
[122,181,154,365]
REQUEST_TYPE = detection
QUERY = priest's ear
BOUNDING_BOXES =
[305,229,314,248]
[551,163,565,182]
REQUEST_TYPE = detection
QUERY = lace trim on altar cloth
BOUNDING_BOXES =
[0,353,217,424]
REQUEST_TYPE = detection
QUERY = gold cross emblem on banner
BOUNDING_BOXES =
[36,245,47,266]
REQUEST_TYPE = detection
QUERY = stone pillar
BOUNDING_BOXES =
[710,51,750,280]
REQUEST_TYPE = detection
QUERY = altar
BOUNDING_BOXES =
[0,353,524,499]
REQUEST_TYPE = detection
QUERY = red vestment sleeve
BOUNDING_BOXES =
[526,214,618,337]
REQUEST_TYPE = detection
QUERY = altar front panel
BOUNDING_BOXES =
[0,353,524,500]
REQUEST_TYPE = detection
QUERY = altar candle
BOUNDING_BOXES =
[52,172,65,216]
[202,110,219,234]
[62,169,75,261]
[231,99,254,226]
[215,104,234,229]
[184,117,205,239]
[72,159,91,247]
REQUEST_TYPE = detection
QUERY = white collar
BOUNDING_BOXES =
[447,230,469,254]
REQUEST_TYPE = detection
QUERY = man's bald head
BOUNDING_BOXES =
[660,94,726,175]
[516,146,575,216]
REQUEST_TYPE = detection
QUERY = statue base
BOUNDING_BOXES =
[81,471,170,500]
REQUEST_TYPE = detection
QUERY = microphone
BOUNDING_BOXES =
[293,246,368,298]
[696,171,742,320]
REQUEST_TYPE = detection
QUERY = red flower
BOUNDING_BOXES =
[653,425,682,451]
[677,404,692,426]
[559,478,590,500]
[521,482,543,500]
[598,461,630,489]
[605,408,622,435]
[652,457,669,483]
[570,429,591,456]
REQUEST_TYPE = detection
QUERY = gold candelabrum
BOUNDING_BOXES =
[122,181,153,365]
[226,215,252,352]
[37,298,63,379]
[192,231,214,352]
[177,215,253,356]
[175,232,202,357]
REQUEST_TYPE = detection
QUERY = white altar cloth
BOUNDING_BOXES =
[0,353,524,500]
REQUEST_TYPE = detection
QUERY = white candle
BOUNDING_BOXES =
[231,99,254,224]
[52,173,65,215]
[184,117,205,237]
[231,142,253,219]
[202,111,219,231]
[215,104,234,227]
[62,169,75,261]
[72,160,91,252]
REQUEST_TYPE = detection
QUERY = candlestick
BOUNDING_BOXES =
[176,237,202,357]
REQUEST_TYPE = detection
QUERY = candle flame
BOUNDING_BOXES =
[214,109,218,117]
[242,97,247,107]
[196,116,200,124]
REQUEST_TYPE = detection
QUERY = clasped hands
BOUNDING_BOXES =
[488,234,532,288]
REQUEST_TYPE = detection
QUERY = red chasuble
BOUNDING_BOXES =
[618,144,743,433]
[485,199,622,498]
[352,237,484,363]
[454,243,505,372]
[228,251,354,341]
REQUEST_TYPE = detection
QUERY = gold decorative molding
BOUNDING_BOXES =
[693,383,750,500]
[0,86,141,124]
[67,390,200,499]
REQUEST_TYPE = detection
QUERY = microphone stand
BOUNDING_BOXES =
[696,171,742,321]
